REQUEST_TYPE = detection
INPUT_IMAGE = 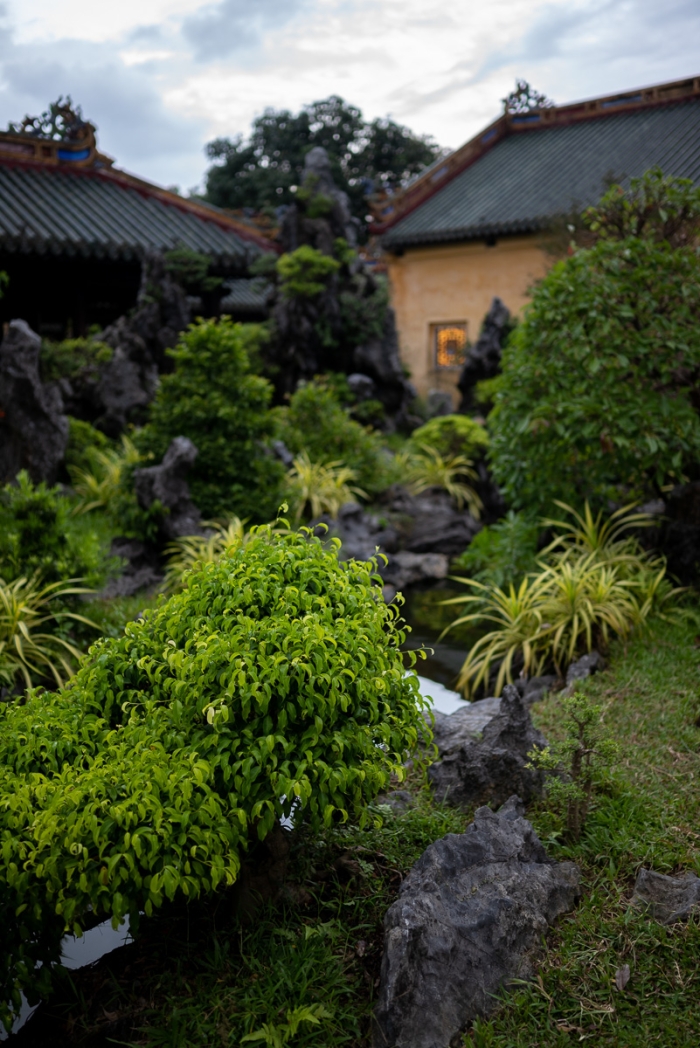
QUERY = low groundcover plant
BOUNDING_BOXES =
[0,522,426,1029]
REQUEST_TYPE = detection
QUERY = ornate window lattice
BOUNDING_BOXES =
[434,323,468,368]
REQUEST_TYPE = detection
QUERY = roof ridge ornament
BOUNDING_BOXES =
[502,80,555,115]
[0,96,103,168]
[7,96,94,143]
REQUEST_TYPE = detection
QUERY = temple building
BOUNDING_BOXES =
[0,99,271,338]
[376,76,700,406]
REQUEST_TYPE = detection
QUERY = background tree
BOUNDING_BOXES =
[204,95,441,237]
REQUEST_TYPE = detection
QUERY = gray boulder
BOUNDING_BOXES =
[381,551,449,593]
[133,436,202,541]
[379,485,481,558]
[565,651,605,690]
[428,685,546,809]
[0,319,68,484]
[99,538,163,599]
[373,796,581,1048]
[631,869,700,925]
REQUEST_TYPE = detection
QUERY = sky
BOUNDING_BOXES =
[1,0,698,194]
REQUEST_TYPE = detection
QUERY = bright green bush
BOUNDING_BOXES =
[408,414,488,460]
[39,337,112,383]
[137,318,284,520]
[65,417,111,473]
[0,471,107,588]
[488,173,700,515]
[453,511,540,589]
[0,524,426,1026]
[273,379,390,495]
[276,246,340,299]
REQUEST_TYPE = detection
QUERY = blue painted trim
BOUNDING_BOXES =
[57,147,91,162]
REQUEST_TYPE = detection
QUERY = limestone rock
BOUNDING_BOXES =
[373,796,581,1048]
[457,297,511,412]
[565,651,605,689]
[378,485,481,558]
[428,685,546,809]
[631,868,700,925]
[0,319,68,484]
[133,436,202,541]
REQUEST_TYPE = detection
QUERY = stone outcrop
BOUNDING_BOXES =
[0,319,68,484]
[378,485,481,557]
[373,796,581,1048]
[133,436,202,541]
[269,147,416,426]
[60,252,194,436]
[457,297,511,413]
[565,651,605,690]
[631,869,700,925]
[428,685,546,809]
[99,538,163,599]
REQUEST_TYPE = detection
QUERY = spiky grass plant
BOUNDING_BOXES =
[401,444,482,516]
[69,435,140,514]
[542,500,657,571]
[163,517,248,594]
[0,575,97,690]
[284,453,366,523]
[441,573,552,698]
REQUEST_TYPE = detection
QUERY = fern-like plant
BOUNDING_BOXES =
[542,500,657,571]
[69,435,141,515]
[401,444,482,517]
[285,452,366,522]
[162,518,248,593]
[0,575,97,690]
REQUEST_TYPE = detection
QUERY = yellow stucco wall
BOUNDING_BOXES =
[386,236,552,406]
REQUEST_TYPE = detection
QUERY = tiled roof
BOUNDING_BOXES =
[220,277,272,313]
[381,91,700,250]
[0,161,270,263]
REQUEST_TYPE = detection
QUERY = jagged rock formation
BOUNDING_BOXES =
[457,297,511,413]
[377,485,481,557]
[0,319,68,484]
[427,685,546,809]
[59,252,194,436]
[373,796,581,1048]
[269,147,416,427]
[133,436,202,541]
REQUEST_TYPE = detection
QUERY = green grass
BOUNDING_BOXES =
[467,618,700,1047]
[13,619,700,1047]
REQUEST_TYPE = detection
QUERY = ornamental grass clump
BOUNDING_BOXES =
[162,516,249,593]
[0,523,426,1029]
[284,452,366,522]
[400,445,482,517]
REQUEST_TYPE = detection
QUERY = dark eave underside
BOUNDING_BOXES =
[383,98,700,250]
[0,164,255,264]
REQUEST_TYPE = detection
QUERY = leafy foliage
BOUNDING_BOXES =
[407,414,488,461]
[241,1004,334,1046]
[0,471,107,587]
[443,502,681,696]
[0,574,97,690]
[162,517,248,594]
[584,167,700,248]
[163,246,222,293]
[488,172,700,515]
[204,95,440,235]
[273,379,389,496]
[528,692,619,840]
[453,511,540,589]
[65,417,111,473]
[0,524,426,1024]
[284,454,366,522]
[39,337,112,383]
[137,318,284,521]
[400,445,482,516]
[69,435,141,515]
[276,246,340,299]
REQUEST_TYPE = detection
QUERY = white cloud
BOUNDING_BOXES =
[1,0,697,192]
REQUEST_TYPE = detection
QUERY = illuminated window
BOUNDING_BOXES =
[433,323,468,368]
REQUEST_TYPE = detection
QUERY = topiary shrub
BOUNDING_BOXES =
[408,414,488,460]
[0,524,426,1027]
[488,171,700,515]
[136,317,284,521]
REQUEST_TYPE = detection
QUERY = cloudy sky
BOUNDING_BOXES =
[1,0,698,193]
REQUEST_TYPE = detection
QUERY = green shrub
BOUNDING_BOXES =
[276,246,340,299]
[284,453,366,522]
[137,318,284,520]
[453,511,540,589]
[0,471,108,588]
[488,172,700,515]
[65,417,111,473]
[39,337,112,383]
[273,379,389,495]
[398,445,482,516]
[408,414,488,460]
[0,524,426,1026]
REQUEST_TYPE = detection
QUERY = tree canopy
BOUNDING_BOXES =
[204,95,441,234]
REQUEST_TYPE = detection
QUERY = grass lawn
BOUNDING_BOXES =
[12,620,700,1047]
